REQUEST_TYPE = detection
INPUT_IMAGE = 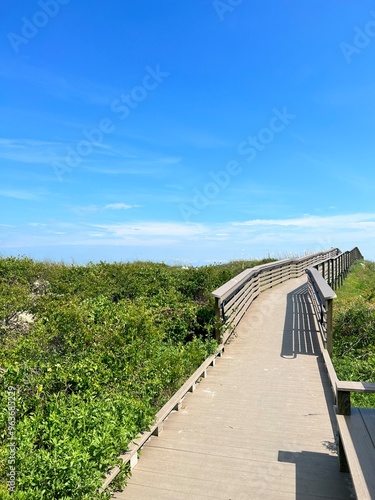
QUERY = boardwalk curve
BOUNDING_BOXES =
[113,276,354,499]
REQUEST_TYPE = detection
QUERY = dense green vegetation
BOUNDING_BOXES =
[0,256,273,499]
[333,259,375,408]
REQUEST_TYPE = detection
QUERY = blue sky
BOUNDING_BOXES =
[1,0,375,264]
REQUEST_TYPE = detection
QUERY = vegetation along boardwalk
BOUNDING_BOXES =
[114,276,354,499]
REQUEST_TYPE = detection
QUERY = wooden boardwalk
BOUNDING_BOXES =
[113,276,354,499]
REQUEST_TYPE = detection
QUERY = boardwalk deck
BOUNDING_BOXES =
[113,277,354,499]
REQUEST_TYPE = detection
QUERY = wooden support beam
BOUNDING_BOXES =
[338,435,349,473]
[337,390,351,415]
[326,298,333,358]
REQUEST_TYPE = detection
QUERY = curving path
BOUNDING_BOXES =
[113,276,354,499]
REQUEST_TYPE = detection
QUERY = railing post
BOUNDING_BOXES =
[328,259,331,287]
[337,387,351,473]
[336,258,338,288]
[337,389,351,416]
[214,297,221,342]
[326,298,333,357]
[339,254,343,287]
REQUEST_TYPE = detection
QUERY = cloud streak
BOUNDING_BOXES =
[70,203,140,215]
[0,189,40,200]
[233,213,375,229]
[2,213,374,264]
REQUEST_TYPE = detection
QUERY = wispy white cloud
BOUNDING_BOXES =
[3,213,374,263]
[233,213,375,229]
[70,205,99,216]
[0,189,40,200]
[104,203,139,210]
[93,221,206,237]
[70,203,140,215]
[0,138,63,164]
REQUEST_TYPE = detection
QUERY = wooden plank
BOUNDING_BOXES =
[117,464,350,500]
[306,267,337,301]
[102,348,224,489]
[112,277,352,499]
[212,267,255,300]
[223,278,259,321]
[212,250,339,302]
[122,483,210,500]
[360,408,375,448]
[337,381,375,393]
[336,407,375,499]
[321,349,339,401]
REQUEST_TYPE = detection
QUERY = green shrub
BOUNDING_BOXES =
[0,255,268,498]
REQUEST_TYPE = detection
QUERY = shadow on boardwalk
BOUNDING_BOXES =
[279,282,354,499]
[280,282,320,358]
[114,278,354,499]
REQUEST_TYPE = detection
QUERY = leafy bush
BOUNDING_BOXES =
[0,256,270,498]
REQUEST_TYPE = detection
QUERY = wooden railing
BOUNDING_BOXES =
[313,246,363,290]
[212,248,340,342]
[101,341,228,492]
[306,247,363,356]
[305,266,336,356]
[306,247,375,497]
[102,246,365,493]
[305,245,369,402]
[102,249,341,492]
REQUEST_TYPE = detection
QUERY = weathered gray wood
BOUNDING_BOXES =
[337,390,351,416]
[306,267,338,356]
[105,247,363,495]
[326,298,334,357]
[214,296,221,341]
[321,350,338,400]
[336,407,375,499]
[101,349,222,490]
[113,277,353,499]
[338,434,349,473]
[361,408,375,448]
[337,381,375,393]
[212,249,341,333]
[335,382,375,499]
[305,267,337,301]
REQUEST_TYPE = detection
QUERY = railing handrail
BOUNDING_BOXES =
[305,248,375,416]
[305,266,337,301]
[212,248,339,302]
[211,248,341,340]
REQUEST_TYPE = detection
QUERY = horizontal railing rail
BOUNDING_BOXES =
[305,247,375,498]
[212,248,340,340]
[313,246,363,290]
[306,266,337,356]
[306,246,363,356]
[100,341,228,492]
[336,381,375,415]
[305,246,374,408]
[103,246,364,493]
